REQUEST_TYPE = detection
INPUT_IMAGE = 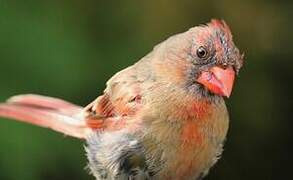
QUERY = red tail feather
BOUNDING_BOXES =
[0,94,92,139]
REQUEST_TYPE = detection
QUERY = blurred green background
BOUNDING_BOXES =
[0,0,292,180]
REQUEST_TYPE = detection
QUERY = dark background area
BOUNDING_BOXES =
[0,0,292,180]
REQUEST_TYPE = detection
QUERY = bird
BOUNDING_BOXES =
[0,19,243,180]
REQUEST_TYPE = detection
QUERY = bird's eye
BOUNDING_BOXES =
[196,46,208,59]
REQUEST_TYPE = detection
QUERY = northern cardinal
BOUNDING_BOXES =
[0,19,243,180]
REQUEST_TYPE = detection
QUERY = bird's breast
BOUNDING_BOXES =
[143,91,229,179]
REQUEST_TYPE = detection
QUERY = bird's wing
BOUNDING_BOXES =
[84,66,145,131]
[0,64,150,138]
[0,94,93,139]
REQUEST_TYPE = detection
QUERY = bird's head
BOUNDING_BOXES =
[154,19,244,98]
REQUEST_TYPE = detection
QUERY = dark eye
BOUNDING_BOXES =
[196,46,208,59]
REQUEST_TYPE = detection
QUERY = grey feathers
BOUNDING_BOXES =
[86,131,152,180]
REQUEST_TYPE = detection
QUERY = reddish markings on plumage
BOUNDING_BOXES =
[7,94,82,116]
[84,94,115,129]
[86,88,142,130]
[86,118,104,129]
[0,104,90,139]
[173,100,213,179]
[178,99,212,120]
[181,120,203,145]
[113,84,142,116]
[180,100,212,144]
[99,94,115,117]
[86,116,138,133]
[208,19,232,41]
[190,100,211,119]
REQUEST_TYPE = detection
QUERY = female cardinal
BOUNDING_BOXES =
[0,19,243,180]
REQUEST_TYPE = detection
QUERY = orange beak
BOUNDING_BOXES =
[196,66,235,97]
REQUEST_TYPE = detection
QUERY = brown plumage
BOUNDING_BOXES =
[0,19,243,180]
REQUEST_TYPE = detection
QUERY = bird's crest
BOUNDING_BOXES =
[208,19,233,41]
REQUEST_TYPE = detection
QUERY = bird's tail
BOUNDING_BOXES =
[0,94,93,139]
